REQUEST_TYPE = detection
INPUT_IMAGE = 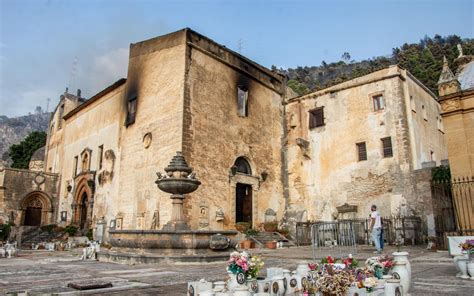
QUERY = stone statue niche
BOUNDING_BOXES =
[336,203,358,220]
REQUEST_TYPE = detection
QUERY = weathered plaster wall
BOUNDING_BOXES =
[439,90,474,177]
[284,67,433,225]
[59,85,124,232]
[405,75,448,168]
[183,38,285,230]
[0,167,59,225]
[117,32,187,230]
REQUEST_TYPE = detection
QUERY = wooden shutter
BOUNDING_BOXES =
[357,142,367,161]
[382,137,393,158]
[309,107,324,129]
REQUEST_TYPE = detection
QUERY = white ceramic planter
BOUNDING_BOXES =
[456,258,470,279]
[391,260,410,295]
[392,251,411,277]
[467,262,474,280]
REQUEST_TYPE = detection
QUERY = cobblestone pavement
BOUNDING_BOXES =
[0,246,473,295]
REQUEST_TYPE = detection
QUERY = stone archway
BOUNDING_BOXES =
[20,191,53,226]
[72,178,93,230]
[229,156,260,228]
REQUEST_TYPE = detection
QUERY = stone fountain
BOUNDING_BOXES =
[98,152,238,264]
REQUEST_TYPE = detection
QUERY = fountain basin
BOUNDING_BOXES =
[98,229,239,264]
[155,178,201,195]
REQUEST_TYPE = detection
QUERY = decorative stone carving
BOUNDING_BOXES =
[150,210,159,229]
[441,99,461,112]
[209,234,230,250]
[198,204,209,229]
[265,208,277,222]
[143,133,152,149]
[336,203,358,220]
[215,207,224,222]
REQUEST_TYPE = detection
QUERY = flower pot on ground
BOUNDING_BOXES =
[265,241,277,249]
[263,221,278,232]
[235,222,251,233]
[241,239,253,249]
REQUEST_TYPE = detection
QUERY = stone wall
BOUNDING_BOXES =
[0,167,59,225]
[117,31,187,230]
[58,84,125,235]
[283,66,444,230]
[183,31,285,230]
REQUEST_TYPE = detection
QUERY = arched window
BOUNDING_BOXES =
[234,157,252,175]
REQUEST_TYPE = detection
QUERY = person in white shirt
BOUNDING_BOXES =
[369,204,382,253]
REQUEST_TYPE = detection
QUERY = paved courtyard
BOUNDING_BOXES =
[0,246,473,295]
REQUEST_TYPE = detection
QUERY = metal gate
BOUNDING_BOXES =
[310,221,357,259]
[431,177,474,247]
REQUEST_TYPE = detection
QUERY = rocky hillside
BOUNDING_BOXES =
[279,34,474,96]
[0,112,51,166]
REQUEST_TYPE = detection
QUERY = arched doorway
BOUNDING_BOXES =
[233,157,253,226]
[24,198,43,226]
[72,178,93,230]
[20,191,53,226]
[79,192,88,229]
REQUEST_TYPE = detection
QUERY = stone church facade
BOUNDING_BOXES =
[1,29,450,240]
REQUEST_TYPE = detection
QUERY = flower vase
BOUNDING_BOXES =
[227,271,238,291]
[457,258,470,279]
[391,260,410,295]
[392,251,411,277]
[246,278,259,293]
[467,262,474,280]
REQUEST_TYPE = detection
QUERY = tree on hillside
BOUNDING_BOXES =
[341,52,351,63]
[8,131,47,169]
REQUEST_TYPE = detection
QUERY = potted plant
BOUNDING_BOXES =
[265,240,277,249]
[241,228,259,249]
[277,227,290,237]
[235,222,250,233]
[263,221,278,232]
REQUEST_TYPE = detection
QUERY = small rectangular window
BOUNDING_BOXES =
[309,107,324,129]
[356,142,367,161]
[98,145,104,170]
[237,86,249,117]
[373,95,385,111]
[410,95,416,112]
[126,97,137,126]
[422,105,427,121]
[381,137,393,158]
[73,156,78,176]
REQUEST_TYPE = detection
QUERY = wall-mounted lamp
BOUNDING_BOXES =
[261,171,268,182]
[230,165,238,176]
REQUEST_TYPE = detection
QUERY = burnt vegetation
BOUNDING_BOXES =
[277,35,474,96]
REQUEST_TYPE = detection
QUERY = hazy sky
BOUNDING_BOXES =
[1,0,472,117]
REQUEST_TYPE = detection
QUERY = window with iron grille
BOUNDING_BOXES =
[126,97,137,126]
[381,137,393,158]
[356,142,367,161]
[373,95,385,111]
[309,107,324,129]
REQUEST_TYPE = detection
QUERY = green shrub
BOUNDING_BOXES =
[86,228,93,241]
[65,225,78,236]
[40,224,56,233]
[0,223,12,241]
[244,228,259,238]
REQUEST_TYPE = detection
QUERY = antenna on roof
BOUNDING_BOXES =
[237,38,244,54]
[68,56,78,91]
[46,97,51,113]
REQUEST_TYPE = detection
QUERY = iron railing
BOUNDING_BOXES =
[296,216,423,247]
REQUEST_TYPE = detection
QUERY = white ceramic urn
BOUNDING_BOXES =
[391,260,410,295]
[392,251,411,277]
